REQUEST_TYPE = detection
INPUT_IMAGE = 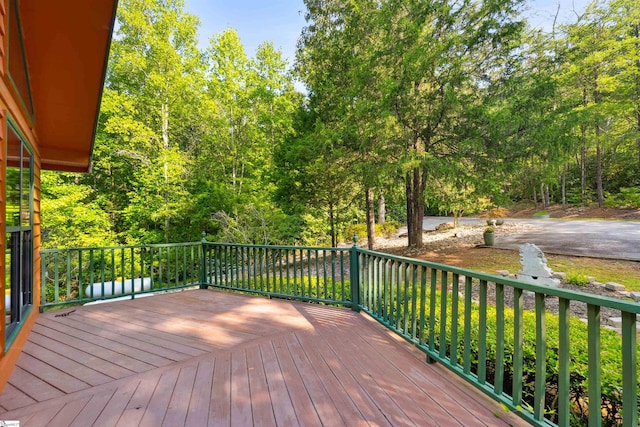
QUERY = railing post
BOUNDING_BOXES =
[200,231,207,289]
[349,235,360,312]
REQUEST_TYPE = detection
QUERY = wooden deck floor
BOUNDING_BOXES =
[0,289,528,426]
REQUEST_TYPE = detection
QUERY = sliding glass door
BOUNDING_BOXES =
[5,123,32,341]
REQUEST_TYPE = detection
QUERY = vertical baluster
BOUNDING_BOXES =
[419,266,427,346]
[439,271,448,359]
[293,249,297,295]
[463,276,473,374]
[331,251,336,301]
[450,273,459,367]
[78,250,83,301]
[284,249,290,294]
[111,248,115,295]
[100,248,106,297]
[387,260,394,325]
[374,256,380,316]
[428,268,437,354]
[587,304,601,427]
[558,297,570,427]
[478,279,488,384]
[494,282,505,394]
[120,247,125,294]
[621,311,638,427]
[158,247,163,289]
[534,293,547,421]
[66,250,71,302]
[339,251,345,300]
[396,262,403,330]
[403,264,410,334]
[513,287,524,406]
[323,250,328,300]
[89,249,94,299]
[278,249,283,294]
[53,251,60,302]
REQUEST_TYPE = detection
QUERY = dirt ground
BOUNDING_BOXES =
[506,204,640,220]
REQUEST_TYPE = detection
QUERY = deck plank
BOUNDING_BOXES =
[115,372,162,427]
[69,388,117,427]
[184,359,214,427]
[162,365,197,427]
[245,344,277,427]
[138,369,180,427]
[26,331,135,380]
[31,323,155,373]
[0,383,38,412]
[259,341,299,427]
[208,353,231,427]
[15,353,90,395]
[21,340,114,387]
[271,335,323,427]
[230,349,253,426]
[0,289,529,427]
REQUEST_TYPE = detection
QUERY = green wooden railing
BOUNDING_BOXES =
[41,238,640,426]
[40,242,202,309]
[201,242,353,306]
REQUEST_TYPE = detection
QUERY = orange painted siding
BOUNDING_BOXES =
[0,0,41,393]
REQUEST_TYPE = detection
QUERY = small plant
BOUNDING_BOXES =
[567,272,589,286]
[484,226,495,233]
[486,219,496,226]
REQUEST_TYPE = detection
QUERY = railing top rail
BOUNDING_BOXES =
[356,247,640,314]
[41,241,202,253]
[203,241,352,252]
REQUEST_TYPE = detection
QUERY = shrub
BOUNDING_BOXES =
[344,224,368,242]
[487,207,509,218]
[377,221,400,238]
[567,272,589,286]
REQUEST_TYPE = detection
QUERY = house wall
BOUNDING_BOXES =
[0,0,42,392]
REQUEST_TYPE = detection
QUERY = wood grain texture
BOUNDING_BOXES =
[0,289,528,426]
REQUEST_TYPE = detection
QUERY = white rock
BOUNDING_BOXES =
[629,292,640,302]
[605,282,626,292]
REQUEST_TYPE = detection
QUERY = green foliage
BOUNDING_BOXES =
[403,287,639,426]
[605,187,640,208]
[567,273,590,286]
[40,172,116,249]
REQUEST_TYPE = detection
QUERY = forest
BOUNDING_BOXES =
[41,0,640,249]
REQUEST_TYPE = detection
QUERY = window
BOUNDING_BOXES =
[5,123,32,342]
[8,0,34,118]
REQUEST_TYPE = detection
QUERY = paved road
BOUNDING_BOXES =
[419,216,640,261]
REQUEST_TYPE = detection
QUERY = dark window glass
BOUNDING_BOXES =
[4,124,33,339]
[8,0,34,117]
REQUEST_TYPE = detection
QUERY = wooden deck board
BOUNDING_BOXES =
[0,289,529,426]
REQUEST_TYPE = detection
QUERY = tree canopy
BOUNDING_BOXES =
[40,0,640,249]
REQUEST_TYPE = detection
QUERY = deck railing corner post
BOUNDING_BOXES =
[349,236,360,312]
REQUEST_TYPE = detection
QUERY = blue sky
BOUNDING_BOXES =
[183,0,591,67]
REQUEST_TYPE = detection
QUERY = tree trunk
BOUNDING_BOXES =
[561,163,567,209]
[378,192,386,224]
[596,142,604,208]
[637,107,640,181]
[540,183,546,209]
[580,144,587,207]
[329,202,336,248]
[406,167,425,247]
[545,184,550,207]
[366,188,375,250]
[533,186,538,210]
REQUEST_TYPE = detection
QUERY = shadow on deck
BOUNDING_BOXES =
[0,289,527,426]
